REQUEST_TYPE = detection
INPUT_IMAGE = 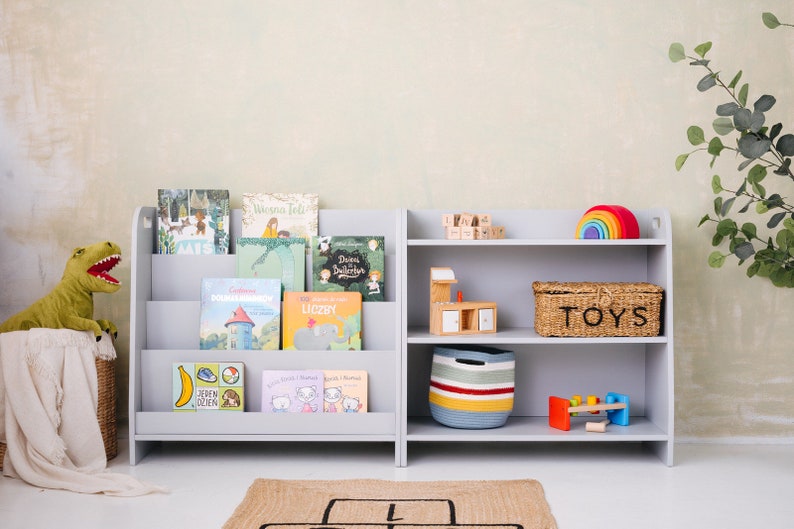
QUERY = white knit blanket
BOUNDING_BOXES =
[0,329,165,496]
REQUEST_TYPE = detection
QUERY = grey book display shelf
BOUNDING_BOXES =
[130,207,674,466]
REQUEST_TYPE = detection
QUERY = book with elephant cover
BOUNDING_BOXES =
[199,278,282,350]
[157,188,230,255]
[311,235,385,301]
[240,192,319,245]
[322,370,368,413]
[172,362,244,412]
[260,369,324,413]
[236,237,306,296]
[281,291,362,350]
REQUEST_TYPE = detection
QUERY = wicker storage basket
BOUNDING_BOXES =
[0,357,117,471]
[429,345,515,429]
[533,281,663,337]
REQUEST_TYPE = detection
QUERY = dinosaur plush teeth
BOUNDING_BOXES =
[88,254,121,284]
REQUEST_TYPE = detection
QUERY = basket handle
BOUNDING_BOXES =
[596,285,614,308]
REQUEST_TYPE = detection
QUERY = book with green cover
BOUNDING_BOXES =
[311,235,385,301]
[157,188,230,255]
[236,237,306,296]
[241,192,319,245]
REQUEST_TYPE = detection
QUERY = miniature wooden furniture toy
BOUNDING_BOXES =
[548,392,629,431]
[441,212,505,240]
[429,267,497,335]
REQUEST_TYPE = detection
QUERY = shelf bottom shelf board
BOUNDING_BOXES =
[135,411,396,436]
[406,416,669,442]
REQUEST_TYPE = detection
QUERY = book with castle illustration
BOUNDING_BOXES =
[157,188,230,255]
[173,362,245,412]
[281,291,362,351]
[199,278,281,350]
[261,370,324,413]
[236,237,306,296]
[323,370,368,413]
[311,235,385,301]
[240,193,319,247]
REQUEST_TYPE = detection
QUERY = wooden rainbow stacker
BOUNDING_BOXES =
[548,392,630,431]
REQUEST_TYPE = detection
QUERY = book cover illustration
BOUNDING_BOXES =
[173,362,244,412]
[261,370,324,413]
[199,278,282,350]
[157,188,230,255]
[241,192,319,244]
[236,237,306,295]
[282,291,362,351]
[311,235,385,301]
[323,370,368,413]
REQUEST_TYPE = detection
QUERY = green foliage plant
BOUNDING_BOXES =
[669,12,794,288]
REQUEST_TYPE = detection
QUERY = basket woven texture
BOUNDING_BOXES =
[0,357,117,471]
[533,281,663,337]
[429,345,515,429]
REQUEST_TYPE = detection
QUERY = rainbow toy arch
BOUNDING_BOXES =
[575,205,639,239]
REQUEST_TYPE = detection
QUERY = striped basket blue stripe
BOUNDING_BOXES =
[429,345,515,429]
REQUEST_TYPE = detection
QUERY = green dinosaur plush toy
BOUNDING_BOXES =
[0,241,122,341]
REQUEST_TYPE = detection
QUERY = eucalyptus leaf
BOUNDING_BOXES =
[711,174,722,193]
[712,117,735,135]
[687,125,705,145]
[716,102,740,116]
[754,95,776,112]
[741,223,757,239]
[734,241,755,260]
[776,134,794,156]
[748,164,767,183]
[749,110,765,133]
[768,212,786,229]
[716,218,738,236]
[769,123,783,141]
[708,251,726,268]
[733,108,751,129]
[728,70,742,89]
[668,42,685,62]
[738,134,772,159]
[763,12,781,29]
[707,137,724,155]
[698,214,711,227]
[694,41,712,58]
[738,84,749,106]
[675,153,689,171]
[697,73,717,92]
[720,197,736,216]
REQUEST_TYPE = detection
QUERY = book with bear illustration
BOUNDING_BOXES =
[322,370,368,413]
[172,362,244,412]
[311,235,385,301]
[281,291,362,351]
[199,277,282,350]
[240,192,319,246]
[260,370,324,413]
[236,237,306,296]
[157,188,230,255]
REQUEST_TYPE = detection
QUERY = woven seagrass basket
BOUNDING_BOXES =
[0,357,117,470]
[533,281,663,337]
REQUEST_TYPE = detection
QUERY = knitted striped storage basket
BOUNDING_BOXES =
[429,345,515,429]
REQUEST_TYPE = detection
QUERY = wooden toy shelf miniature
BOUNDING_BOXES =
[400,209,674,467]
[129,208,402,465]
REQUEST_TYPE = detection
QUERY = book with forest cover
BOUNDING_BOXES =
[241,193,319,245]
[311,235,385,301]
[157,188,230,255]
[199,278,281,350]
[281,291,362,351]
[236,237,306,295]
[322,370,368,413]
[260,370,324,413]
[172,362,244,412]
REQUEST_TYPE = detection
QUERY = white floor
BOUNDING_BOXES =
[0,440,792,528]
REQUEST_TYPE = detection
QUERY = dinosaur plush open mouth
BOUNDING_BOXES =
[88,254,121,285]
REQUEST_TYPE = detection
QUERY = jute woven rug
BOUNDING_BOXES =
[223,478,557,529]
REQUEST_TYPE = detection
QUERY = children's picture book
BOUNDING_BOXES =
[323,370,368,413]
[261,370,324,413]
[236,237,306,295]
[241,193,319,245]
[157,188,230,255]
[282,291,362,351]
[311,235,385,301]
[199,278,281,350]
[173,362,245,412]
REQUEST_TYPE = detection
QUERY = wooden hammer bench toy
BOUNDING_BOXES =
[548,392,630,431]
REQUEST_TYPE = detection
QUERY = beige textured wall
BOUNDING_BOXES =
[1,1,792,440]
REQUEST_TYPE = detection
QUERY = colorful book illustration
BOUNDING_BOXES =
[241,193,319,245]
[311,235,385,301]
[157,188,230,255]
[261,370,324,413]
[282,291,362,351]
[323,370,368,413]
[236,237,306,295]
[173,362,245,412]
[199,278,282,350]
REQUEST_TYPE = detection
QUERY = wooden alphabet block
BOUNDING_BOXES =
[460,227,475,240]
[476,214,492,227]
[474,227,491,240]
[441,214,456,227]
[458,213,476,227]
[445,226,462,239]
